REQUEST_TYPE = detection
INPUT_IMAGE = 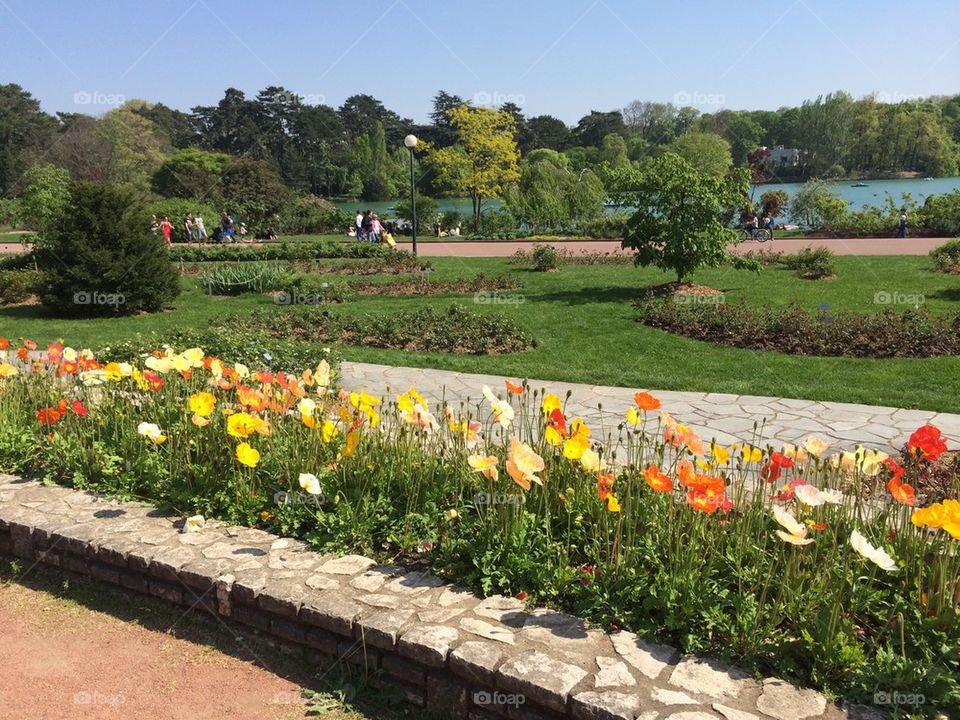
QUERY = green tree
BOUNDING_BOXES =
[0,84,58,194]
[789,179,847,229]
[525,115,570,151]
[429,105,521,230]
[598,133,630,169]
[220,157,291,226]
[507,161,604,230]
[37,182,180,316]
[97,103,169,191]
[152,148,230,199]
[348,121,398,200]
[609,152,749,283]
[666,132,732,176]
[17,163,71,239]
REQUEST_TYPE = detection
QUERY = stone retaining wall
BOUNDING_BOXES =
[0,474,879,720]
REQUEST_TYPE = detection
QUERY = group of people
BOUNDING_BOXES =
[353,209,392,244]
[742,211,777,236]
[151,211,277,245]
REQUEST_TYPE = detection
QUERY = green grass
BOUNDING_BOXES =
[3,255,960,412]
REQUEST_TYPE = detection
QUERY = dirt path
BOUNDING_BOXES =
[0,563,425,720]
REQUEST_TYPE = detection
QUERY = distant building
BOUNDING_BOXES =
[770,145,801,167]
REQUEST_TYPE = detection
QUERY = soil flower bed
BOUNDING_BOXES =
[637,299,960,358]
[0,339,958,715]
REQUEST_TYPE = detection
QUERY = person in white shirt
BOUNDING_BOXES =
[194,213,207,244]
[355,211,364,241]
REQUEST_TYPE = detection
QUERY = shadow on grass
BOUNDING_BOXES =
[0,559,438,720]
[927,287,960,302]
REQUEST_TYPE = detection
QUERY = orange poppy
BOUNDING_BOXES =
[0,337,8,350]
[596,471,615,500]
[36,407,62,425]
[505,380,524,394]
[634,391,661,411]
[887,477,918,506]
[643,465,673,493]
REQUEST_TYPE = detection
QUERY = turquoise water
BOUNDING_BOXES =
[334,177,960,218]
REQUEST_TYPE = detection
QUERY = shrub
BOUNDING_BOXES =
[930,238,960,273]
[169,241,387,263]
[284,276,353,303]
[921,190,960,237]
[637,299,960,358]
[393,194,437,235]
[509,247,631,266]
[36,182,180,316]
[227,304,535,355]
[578,212,629,239]
[477,209,518,237]
[200,263,297,295]
[530,243,560,271]
[780,246,837,279]
[0,197,20,228]
[276,195,352,235]
[0,269,43,304]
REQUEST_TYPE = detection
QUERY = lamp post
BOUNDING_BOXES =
[404,134,418,256]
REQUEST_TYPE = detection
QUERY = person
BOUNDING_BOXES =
[221,211,235,242]
[763,212,775,239]
[159,216,173,246]
[361,210,373,242]
[370,213,384,244]
[897,208,908,238]
[150,214,159,236]
[194,213,207,244]
[434,217,442,237]
[183,213,194,244]
[239,222,248,241]
[355,210,364,241]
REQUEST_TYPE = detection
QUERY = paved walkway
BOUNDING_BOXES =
[0,236,949,257]
[340,361,960,452]
[391,236,948,257]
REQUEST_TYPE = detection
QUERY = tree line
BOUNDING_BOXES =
[1,83,958,211]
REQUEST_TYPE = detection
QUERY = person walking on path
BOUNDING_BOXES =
[361,210,373,242]
[370,213,384,244]
[194,213,207,244]
[221,211,235,242]
[355,210,364,241]
[159,216,173,246]
[183,213,194,244]
[897,208,909,238]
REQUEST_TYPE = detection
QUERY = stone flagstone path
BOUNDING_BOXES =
[340,361,960,453]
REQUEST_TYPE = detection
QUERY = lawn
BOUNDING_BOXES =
[2,255,959,412]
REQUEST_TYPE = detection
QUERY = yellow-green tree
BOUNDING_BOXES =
[429,104,520,230]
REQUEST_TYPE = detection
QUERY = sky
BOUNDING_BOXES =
[1,0,958,124]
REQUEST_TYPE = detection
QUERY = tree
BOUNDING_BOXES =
[338,94,408,146]
[598,133,630,169]
[36,182,180,316]
[666,132,732,177]
[45,116,115,183]
[220,157,291,225]
[525,115,570,151]
[789,179,847,229]
[429,105,520,230]
[506,160,604,230]
[152,148,231,199]
[574,110,626,147]
[0,84,58,194]
[192,88,264,157]
[698,110,765,166]
[132,102,196,148]
[18,163,70,237]
[97,103,168,191]
[609,152,749,283]
[428,90,465,147]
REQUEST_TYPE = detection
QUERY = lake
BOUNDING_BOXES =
[334,176,960,218]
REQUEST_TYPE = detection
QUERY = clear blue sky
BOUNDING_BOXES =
[2,0,958,123]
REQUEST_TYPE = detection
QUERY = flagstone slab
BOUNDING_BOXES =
[0,474,862,719]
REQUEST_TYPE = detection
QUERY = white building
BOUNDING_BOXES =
[770,145,801,167]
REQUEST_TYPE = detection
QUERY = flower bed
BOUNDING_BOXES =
[636,299,960,358]
[169,242,389,263]
[223,304,535,355]
[0,339,958,715]
[509,248,633,266]
[287,274,521,302]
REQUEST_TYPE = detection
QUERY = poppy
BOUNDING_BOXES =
[907,424,948,462]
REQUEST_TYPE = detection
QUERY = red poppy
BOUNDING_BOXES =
[17,348,28,362]
[71,400,89,416]
[907,424,948,462]
[772,478,805,502]
[142,371,165,392]
[47,343,63,359]
[0,337,8,350]
[505,380,524,394]
[882,458,904,481]
[36,407,62,426]
[596,472,615,500]
[548,408,567,435]
[761,452,795,483]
